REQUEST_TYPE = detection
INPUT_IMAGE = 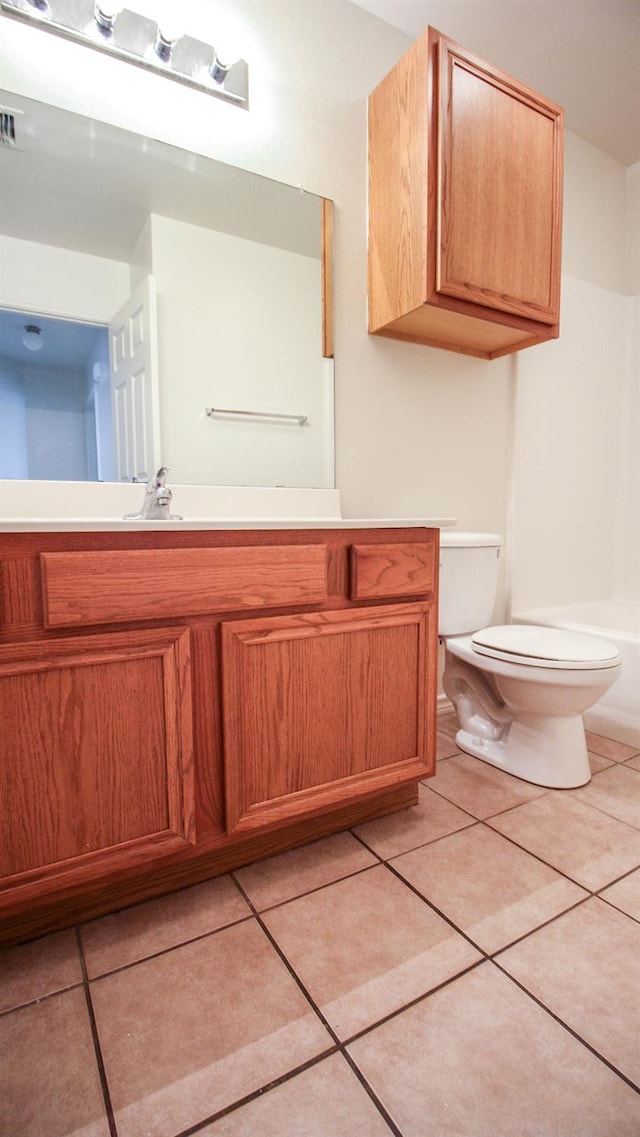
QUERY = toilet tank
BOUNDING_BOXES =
[439,532,503,636]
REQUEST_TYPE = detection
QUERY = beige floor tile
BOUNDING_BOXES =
[348,962,640,1136]
[572,764,640,829]
[262,864,481,1040]
[499,897,640,1085]
[600,867,640,922]
[586,731,639,762]
[488,793,640,890]
[353,783,474,860]
[91,918,330,1137]
[436,712,459,739]
[81,875,251,978]
[589,749,614,774]
[0,929,82,1014]
[391,824,586,953]
[234,831,377,911]
[0,987,110,1137]
[429,753,548,819]
[198,1053,393,1136]
[436,730,460,759]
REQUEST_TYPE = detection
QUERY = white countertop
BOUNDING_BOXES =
[0,481,455,532]
[0,516,455,532]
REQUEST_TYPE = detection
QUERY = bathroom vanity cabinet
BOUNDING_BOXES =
[0,526,438,946]
[368,26,564,359]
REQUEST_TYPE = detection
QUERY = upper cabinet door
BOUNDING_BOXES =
[435,34,563,325]
[368,26,564,359]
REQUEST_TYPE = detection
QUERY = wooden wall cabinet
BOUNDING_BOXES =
[0,526,439,946]
[368,26,564,359]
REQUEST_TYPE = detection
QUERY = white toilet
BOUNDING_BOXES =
[439,533,622,788]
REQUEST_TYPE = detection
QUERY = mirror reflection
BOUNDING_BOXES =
[0,90,334,488]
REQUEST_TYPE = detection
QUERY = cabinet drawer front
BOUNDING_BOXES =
[350,541,436,600]
[41,545,328,627]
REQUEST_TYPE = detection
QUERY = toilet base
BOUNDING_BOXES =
[455,712,591,789]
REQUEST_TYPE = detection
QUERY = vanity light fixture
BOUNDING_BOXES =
[1,0,249,108]
[22,324,43,351]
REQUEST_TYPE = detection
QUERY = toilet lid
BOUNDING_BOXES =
[471,625,621,669]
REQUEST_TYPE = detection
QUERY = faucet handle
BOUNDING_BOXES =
[147,465,171,491]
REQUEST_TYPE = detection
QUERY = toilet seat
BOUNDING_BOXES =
[471,625,621,670]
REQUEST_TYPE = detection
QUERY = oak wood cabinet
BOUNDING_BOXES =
[0,526,438,946]
[368,26,564,359]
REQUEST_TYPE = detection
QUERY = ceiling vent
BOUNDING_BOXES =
[0,107,23,149]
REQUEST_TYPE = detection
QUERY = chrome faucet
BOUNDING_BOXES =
[124,466,183,520]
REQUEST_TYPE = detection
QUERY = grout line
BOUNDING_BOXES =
[230,873,342,1045]
[75,928,119,1137]
[492,958,640,1097]
[85,911,255,983]
[228,873,405,1137]
[170,1050,341,1137]
[0,979,84,1021]
[339,1050,404,1137]
[234,859,381,920]
[340,956,487,1048]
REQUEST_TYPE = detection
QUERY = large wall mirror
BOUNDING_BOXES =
[0,89,334,488]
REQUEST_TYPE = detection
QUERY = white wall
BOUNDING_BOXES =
[0,0,509,534]
[149,215,329,487]
[0,235,129,322]
[511,135,639,613]
[24,366,89,480]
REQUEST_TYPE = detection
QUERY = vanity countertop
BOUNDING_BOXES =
[0,482,455,532]
[0,516,456,532]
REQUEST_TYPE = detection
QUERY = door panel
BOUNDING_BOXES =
[109,275,161,482]
[222,603,435,833]
[436,37,563,323]
[0,627,194,890]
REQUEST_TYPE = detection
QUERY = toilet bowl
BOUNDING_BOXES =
[439,534,622,788]
[443,625,621,788]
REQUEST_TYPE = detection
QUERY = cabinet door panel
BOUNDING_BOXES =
[222,603,435,833]
[437,37,563,324]
[0,627,194,889]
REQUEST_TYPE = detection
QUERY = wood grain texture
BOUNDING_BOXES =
[437,36,563,323]
[222,602,435,832]
[0,783,418,948]
[350,541,436,600]
[41,544,328,627]
[0,627,194,884]
[321,197,335,359]
[367,24,563,357]
[368,33,428,331]
[0,526,438,944]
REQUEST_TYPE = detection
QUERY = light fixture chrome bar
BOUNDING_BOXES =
[0,0,249,108]
[206,407,308,425]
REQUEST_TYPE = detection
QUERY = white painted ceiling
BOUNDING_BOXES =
[351,0,640,166]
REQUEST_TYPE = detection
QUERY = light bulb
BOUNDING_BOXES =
[209,30,241,83]
[154,19,183,61]
[22,325,43,352]
[94,2,123,33]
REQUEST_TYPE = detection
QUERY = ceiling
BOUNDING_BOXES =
[351,0,640,166]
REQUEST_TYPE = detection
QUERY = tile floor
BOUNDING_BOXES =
[2,717,640,1136]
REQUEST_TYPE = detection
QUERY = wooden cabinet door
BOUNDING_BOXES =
[222,603,436,834]
[0,627,194,901]
[435,32,563,325]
